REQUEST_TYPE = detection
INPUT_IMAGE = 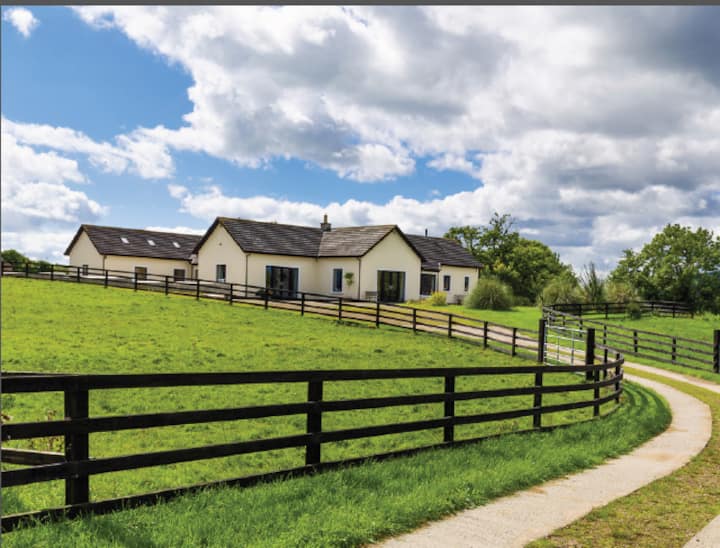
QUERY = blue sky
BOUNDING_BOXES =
[2,7,719,270]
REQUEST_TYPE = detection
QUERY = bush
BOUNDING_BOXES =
[626,301,643,320]
[465,277,513,310]
[427,291,447,306]
[537,274,584,307]
[606,281,638,303]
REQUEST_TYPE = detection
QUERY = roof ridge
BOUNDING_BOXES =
[83,224,202,239]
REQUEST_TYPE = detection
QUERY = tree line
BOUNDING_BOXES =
[444,214,720,313]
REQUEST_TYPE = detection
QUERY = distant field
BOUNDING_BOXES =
[408,301,719,380]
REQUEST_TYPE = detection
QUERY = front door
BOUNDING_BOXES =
[265,266,299,299]
[377,270,405,302]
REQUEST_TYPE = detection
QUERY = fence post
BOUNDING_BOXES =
[412,308,417,333]
[25,262,29,278]
[533,368,543,428]
[633,330,638,354]
[338,297,343,321]
[133,272,138,291]
[714,330,719,374]
[196,279,200,301]
[50,263,54,281]
[593,365,601,417]
[671,337,677,363]
[264,288,269,309]
[537,319,546,363]
[585,327,596,381]
[448,314,453,338]
[228,283,233,305]
[104,269,109,288]
[603,325,608,363]
[375,301,380,328]
[672,303,676,318]
[165,276,169,296]
[76,266,81,283]
[64,386,89,507]
[511,327,517,357]
[483,321,488,348]
[605,303,609,319]
[306,380,323,466]
[444,375,455,443]
[301,293,305,316]
[615,355,622,403]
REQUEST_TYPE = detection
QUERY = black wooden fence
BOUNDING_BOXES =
[1,355,623,532]
[544,307,719,374]
[548,300,693,318]
[2,262,541,361]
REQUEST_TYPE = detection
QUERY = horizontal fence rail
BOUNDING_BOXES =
[548,300,693,318]
[2,262,541,361]
[543,307,718,374]
[1,359,623,532]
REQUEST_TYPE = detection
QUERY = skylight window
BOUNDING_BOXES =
[120,237,129,244]
[172,241,181,248]
[147,239,156,246]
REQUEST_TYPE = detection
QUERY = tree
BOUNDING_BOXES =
[445,213,571,304]
[609,224,720,312]
[1,249,29,266]
[580,262,605,304]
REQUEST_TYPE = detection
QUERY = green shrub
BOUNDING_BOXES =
[626,301,643,320]
[606,280,638,303]
[427,291,447,306]
[537,273,584,307]
[465,277,513,310]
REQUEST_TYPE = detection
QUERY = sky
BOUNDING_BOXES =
[2,6,719,273]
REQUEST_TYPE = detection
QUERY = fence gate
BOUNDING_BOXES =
[543,311,586,366]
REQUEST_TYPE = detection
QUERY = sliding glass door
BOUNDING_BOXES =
[377,270,405,302]
[265,266,299,299]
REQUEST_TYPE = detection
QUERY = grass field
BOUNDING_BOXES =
[1,277,669,545]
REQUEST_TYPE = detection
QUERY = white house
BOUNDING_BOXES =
[193,216,481,302]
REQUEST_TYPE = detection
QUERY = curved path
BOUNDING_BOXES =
[377,367,713,548]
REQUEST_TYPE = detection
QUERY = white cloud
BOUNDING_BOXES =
[15,5,715,270]
[3,117,174,179]
[3,8,39,38]
[1,124,108,262]
[144,225,207,235]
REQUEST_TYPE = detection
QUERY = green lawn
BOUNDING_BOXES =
[1,278,669,545]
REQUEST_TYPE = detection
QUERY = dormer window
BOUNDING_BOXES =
[120,237,129,244]
[172,242,181,248]
[147,239,156,246]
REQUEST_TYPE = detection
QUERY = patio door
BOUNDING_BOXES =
[265,266,299,298]
[377,270,405,302]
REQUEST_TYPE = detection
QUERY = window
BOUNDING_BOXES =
[443,275,451,291]
[134,266,147,281]
[173,269,185,282]
[172,241,181,248]
[147,239,156,246]
[332,268,343,293]
[420,273,436,296]
[82,264,89,276]
[216,264,227,283]
[120,237,129,244]
[464,276,470,292]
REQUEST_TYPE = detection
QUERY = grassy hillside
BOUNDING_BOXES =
[1,278,669,546]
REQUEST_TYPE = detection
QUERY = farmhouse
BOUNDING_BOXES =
[64,217,480,302]
[193,216,481,302]
[64,225,201,281]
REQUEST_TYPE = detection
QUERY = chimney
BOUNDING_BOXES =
[320,214,332,232]
[424,228,428,237]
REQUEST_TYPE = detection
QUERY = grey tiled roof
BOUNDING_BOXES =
[209,218,399,258]
[405,234,482,271]
[65,225,200,260]
[318,225,396,256]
